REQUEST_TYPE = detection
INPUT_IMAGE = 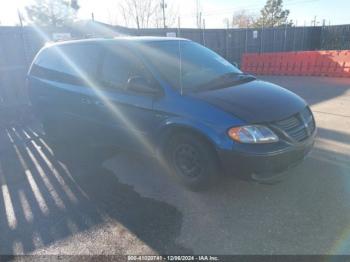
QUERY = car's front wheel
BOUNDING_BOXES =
[165,132,220,191]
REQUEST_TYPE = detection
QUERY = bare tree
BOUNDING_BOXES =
[118,0,159,29]
[117,0,178,29]
[25,0,79,27]
[153,2,178,28]
[231,10,256,28]
[107,9,120,26]
[119,3,132,27]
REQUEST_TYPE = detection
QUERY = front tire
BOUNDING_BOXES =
[165,132,220,191]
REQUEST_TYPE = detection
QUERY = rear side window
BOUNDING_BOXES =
[101,53,133,89]
[32,43,101,85]
[100,45,152,90]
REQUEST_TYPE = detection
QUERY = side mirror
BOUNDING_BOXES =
[127,76,158,94]
[232,62,239,68]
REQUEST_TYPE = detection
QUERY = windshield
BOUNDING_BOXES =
[137,40,242,90]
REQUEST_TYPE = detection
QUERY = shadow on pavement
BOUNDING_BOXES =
[0,76,349,255]
[0,124,191,255]
[1,120,350,254]
[317,127,350,145]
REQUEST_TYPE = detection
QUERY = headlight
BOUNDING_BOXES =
[228,125,279,143]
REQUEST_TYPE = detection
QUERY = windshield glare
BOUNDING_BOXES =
[138,40,242,90]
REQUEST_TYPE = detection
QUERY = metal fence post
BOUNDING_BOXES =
[202,19,206,46]
[225,28,228,60]
[321,22,325,49]
[260,24,264,53]
[272,27,276,52]
[284,23,287,51]
[245,28,248,53]
[302,23,305,50]
[292,26,296,51]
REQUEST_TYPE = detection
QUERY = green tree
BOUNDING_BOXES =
[25,0,79,27]
[254,0,291,27]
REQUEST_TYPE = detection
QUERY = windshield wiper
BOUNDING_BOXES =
[236,73,256,81]
[190,72,256,91]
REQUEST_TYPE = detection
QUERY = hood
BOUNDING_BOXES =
[190,80,307,123]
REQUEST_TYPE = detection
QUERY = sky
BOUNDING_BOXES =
[1,0,350,28]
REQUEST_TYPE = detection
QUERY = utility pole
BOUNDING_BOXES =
[225,18,230,29]
[136,16,140,30]
[312,16,317,26]
[196,0,202,29]
[161,0,167,28]
[202,18,206,46]
[17,9,29,67]
[17,9,23,27]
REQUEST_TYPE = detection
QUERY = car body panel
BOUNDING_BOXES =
[190,80,307,123]
[28,38,316,178]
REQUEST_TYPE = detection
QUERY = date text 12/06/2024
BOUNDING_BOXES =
[127,255,219,261]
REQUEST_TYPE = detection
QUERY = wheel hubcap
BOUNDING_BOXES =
[173,143,202,178]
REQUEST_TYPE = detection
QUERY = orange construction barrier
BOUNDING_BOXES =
[241,50,350,77]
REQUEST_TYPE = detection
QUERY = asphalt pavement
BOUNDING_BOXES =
[0,76,349,255]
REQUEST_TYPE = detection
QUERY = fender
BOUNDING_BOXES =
[154,116,235,154]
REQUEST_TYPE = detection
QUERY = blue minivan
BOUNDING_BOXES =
[28,37,316,190]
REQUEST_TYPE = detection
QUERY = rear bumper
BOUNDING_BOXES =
[218,133,315,181]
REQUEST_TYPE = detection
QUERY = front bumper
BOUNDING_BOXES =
[218,132,315,181]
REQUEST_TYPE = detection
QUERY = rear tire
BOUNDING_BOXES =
[165,132,220,191]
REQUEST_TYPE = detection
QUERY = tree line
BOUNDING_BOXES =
[23,0,291,29]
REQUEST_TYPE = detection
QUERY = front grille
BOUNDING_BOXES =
[272,107,315,142]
